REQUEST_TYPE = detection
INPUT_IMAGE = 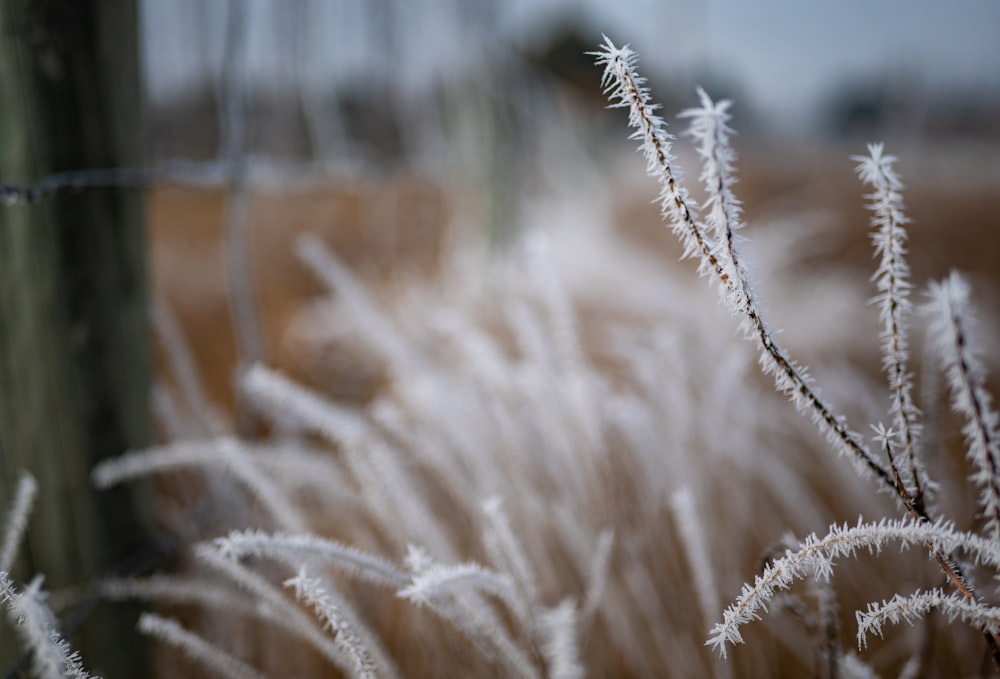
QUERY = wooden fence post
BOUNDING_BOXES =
[0,1,151,676]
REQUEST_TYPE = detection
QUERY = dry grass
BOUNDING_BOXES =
[136,135,1000,677]
[149,177,447,412]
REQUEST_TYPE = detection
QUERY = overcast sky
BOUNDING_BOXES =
[142,0,1000,129]
[511,0,1000,127]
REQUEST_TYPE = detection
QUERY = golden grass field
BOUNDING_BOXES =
[150,146,1000,414]
[144,143,1000,677]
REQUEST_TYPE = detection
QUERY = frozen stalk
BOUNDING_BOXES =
[284,569,377,679]
[594,39,1000,665]
[707,517,1000,656]
[927,273,1000,540]
[854,143,927,504]
[594,37,892,489]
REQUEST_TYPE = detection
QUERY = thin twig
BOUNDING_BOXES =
[594,38,893,489]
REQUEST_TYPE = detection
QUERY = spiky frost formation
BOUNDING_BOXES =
[857,589,1000,649]
[707,517,998,656]
[101,569,400,679]
[196,545,400,677]
[598,52,995,665]
[926,272,1000,539]
[595,38,891,488]
[0,574,96,679]
[854,143,926,501]
[680,87,744,275]
[592,37,714,276]
[284,569,377,679]
[397,559,527,624]
[399,546,540,679]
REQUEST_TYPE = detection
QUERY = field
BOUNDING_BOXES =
[139,132,1000,677]
[4,32,1000,677]
[150,143,1000,415]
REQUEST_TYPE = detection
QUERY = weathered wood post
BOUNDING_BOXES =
[0,1,151,675]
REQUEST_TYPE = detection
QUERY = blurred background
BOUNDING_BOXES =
[135,6,1000,676]
[138,0,1000,411]
[143,0,1000,157]
[3,3,1000,675]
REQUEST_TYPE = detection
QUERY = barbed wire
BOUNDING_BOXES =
[0,156,377,207]
[0,162,237,206]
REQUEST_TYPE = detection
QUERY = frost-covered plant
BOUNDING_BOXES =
[1,473,98,679]
[594,37,885,483]
[595,35,1000,672]
[59,34,997,679]
[927,273,1000,541]
[94,206,812,676]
